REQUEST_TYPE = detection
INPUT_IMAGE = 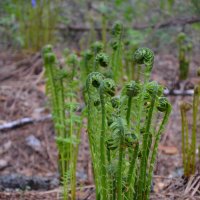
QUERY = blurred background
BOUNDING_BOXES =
[0,0,200,53]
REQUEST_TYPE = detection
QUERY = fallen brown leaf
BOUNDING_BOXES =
[159,145,178,155]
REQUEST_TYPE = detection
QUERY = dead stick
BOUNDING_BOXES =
[0,115,52,131]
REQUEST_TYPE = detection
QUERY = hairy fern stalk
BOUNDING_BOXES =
[42,45,82,200]
[180,84,200,177]
[86,48,171,200]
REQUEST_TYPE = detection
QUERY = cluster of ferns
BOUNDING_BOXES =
[42,21,172,200]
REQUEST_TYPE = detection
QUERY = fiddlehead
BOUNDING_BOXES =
[146,81,163,97]
[110,21,123,82]
[91,41,104,54]
[125,81,141,126]
[42,44,53,56]
[101,78,116,97]
[86,72,104,90]
[111,21,123,38]
[66,53,78,81]
[157,97,169,112]
[133,47,154,73]
[95,52,109,68]
[125,80,141,97]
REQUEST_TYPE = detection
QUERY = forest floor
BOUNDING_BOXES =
[0,50,199,199]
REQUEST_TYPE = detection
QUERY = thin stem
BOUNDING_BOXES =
[117,138,124,200]
[191,89,199,174]
[146,106,171,199]
[180,109,186,174]
[126,97,132,127]
[138,87,157,199]
[99,87,108,200]
[125,143,139,199]
[102,14,107,50]
[87,90,100,200]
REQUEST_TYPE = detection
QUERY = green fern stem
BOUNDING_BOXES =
[87,92,100,199]
[126,97,132,127]
[117,137,124,200]
[146,105,171,199]
[57,78,67,138]
[71,122,82,200]
[61,152,68,200]
[125,143,139,199]
[99,85,108,200]
[86,72,105,199]
[44,54,60,136]
[190,87,199,174]
[180,108,186,172]
[138,86,157,200]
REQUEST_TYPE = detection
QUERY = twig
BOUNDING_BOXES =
[153,175,177,181]
[0,115,52,131]
[164,89,194,96]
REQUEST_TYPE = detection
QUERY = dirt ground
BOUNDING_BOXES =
[0,50,199,199]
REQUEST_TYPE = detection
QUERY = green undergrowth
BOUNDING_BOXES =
[41,21,174,200]
[42,45,83,200]
[177,32,192,81]
[180,70,200,177]
[86,48,171,200]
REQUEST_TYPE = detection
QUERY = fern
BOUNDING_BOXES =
[86,47,171,200]
[42,45,83,200]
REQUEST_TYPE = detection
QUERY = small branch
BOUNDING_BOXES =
[164,89,194,96]
[0,115,52,131]
[0,174,59,190]
[0,104,85,131]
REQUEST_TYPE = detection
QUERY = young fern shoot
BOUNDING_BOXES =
[42,45,82,200]
[86,47,171,200]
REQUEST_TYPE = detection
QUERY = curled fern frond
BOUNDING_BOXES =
[125,81,141,97]
[180,101,192,112]
[133,47,154,70]
[101,78,116,96]
[111,21,123,37]
[55,69,68,80]
[110,117,126,138]
[82,50,93,61]
[177,32,186,44]
[86,72,105,89]
[146,81,163,97]
[91,41,104,54]
[111,96,120,108]
[67,53,78,66]
[95,53,109,68]
[44,52,56,65]
[124,133,138,147]
[157,97,170,112]
[93,98,101,107]
[42,44,53,55]
[110,39,119,50]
